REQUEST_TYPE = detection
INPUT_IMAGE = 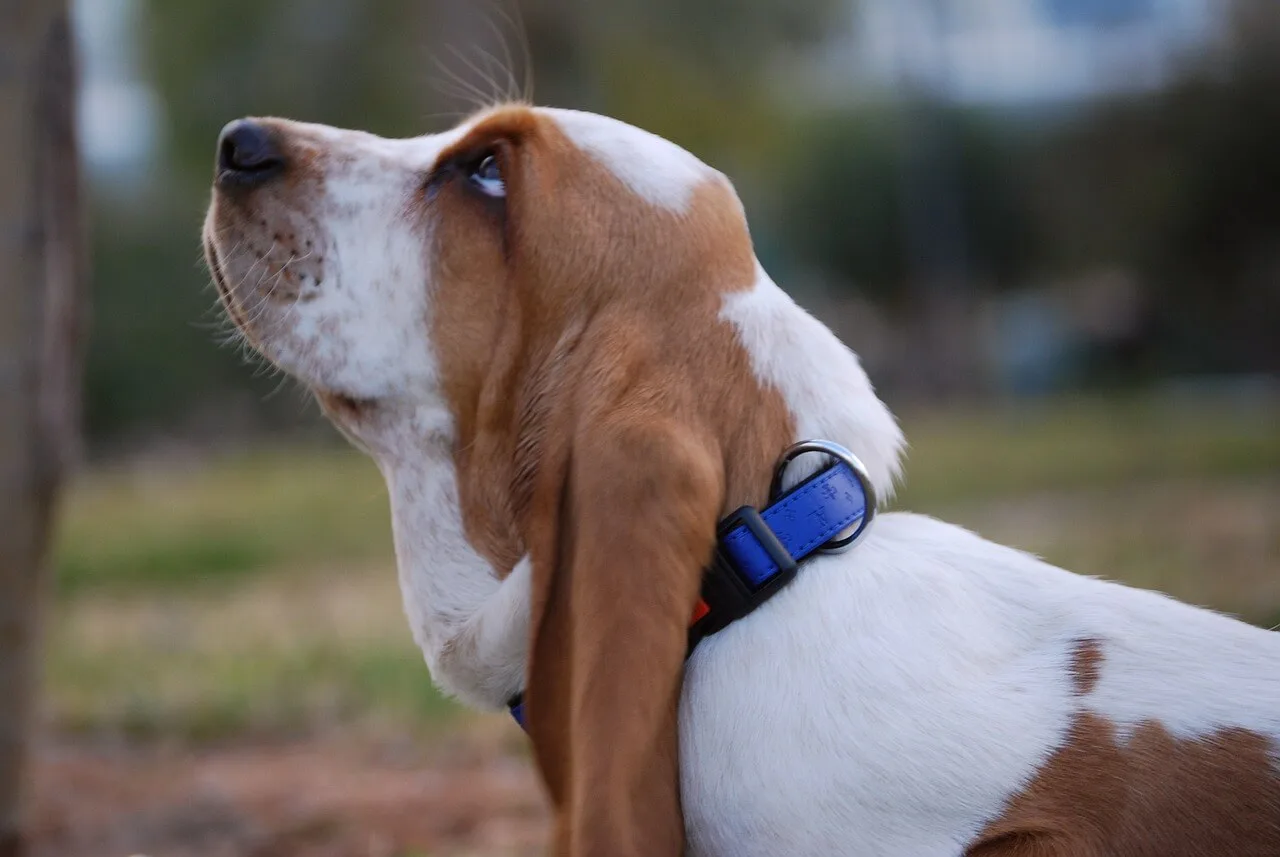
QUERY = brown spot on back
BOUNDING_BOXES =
[1070,638,1103,697]
[968,713,1280,857]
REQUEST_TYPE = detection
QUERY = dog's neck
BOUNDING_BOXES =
[719,264,904,498]
[367,403,530,709]
[368,263,905,710]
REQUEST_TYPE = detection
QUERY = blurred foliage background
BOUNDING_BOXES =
[29,1,1280,854]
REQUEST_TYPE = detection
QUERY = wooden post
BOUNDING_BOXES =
[0,2,85,854]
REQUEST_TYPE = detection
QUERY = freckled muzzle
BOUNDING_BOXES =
[203,117,330,344]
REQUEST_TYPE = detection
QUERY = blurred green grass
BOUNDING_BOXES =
[897,394,1280,506]
[56,447,392,595]
[46,395,1280,743]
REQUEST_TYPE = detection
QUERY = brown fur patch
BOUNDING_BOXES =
[426,105,793,565]
[967,713,1280,856]
[1070,638,1103,697]
[423,105,795,855]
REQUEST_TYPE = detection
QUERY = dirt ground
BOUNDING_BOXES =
[27,732,549,857]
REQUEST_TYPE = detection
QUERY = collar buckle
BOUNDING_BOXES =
[689,506,799,648]
[770,439,878,554]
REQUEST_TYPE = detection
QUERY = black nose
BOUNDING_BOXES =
[217,119,284,185]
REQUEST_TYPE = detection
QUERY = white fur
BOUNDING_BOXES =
[207,107,1280,856]
[544,107,715,212]
[370,401,530,710]
[720,263,905,499]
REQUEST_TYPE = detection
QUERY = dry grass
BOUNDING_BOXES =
[47,564,468,742]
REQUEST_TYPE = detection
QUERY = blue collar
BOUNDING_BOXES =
[508,440,876,731]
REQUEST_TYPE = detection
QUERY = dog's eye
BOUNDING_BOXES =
[469,155,505,198]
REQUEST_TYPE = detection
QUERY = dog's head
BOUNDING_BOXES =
[203,105,752,425]
[204,104,901,854]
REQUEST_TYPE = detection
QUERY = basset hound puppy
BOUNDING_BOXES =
[203,103,1280,857]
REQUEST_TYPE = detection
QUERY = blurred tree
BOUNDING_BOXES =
[530,0,844,179]
[143,0,448,200]
[140,0,848,201]
[774,104,1036,299]
[1033,0,1280,376]
[0,1,85,854]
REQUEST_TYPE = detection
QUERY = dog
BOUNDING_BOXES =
[203,103,1280,857]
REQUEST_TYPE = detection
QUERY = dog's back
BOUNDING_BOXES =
[681,511,1280,856]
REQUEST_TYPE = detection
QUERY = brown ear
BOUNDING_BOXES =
[525,401,723,856]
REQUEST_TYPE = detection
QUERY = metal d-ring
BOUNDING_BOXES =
[769,439,877,554]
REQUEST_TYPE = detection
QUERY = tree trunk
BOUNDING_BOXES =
[0,2,85,855]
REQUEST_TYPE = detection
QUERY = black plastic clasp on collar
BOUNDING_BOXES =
[687,505,797,652]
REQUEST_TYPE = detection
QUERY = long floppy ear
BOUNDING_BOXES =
[525,397,723,856]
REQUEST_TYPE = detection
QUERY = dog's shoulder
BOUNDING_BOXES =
[864,510,1280,706]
